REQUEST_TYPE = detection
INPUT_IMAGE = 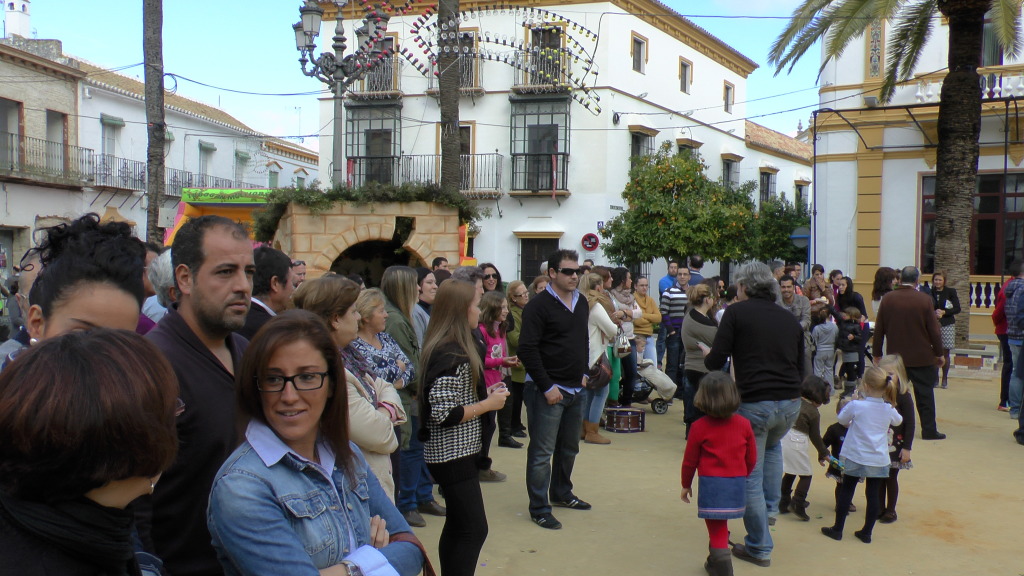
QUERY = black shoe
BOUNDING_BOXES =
[789,499,810,521]
[879,510,897,524]
[820,526,843,541]
[531,513,562,530]
[498,436,524,448]
[730,544,770,567]
[417,501,446,517]
[854,530,872,543]
[552,496,591,510]
[922,431,947,440]
[402,509,426,527]
[512,429,528,438]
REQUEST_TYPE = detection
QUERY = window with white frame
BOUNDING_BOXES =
[723,82,735,113]
[234,150,250,185]
[722,158,739,188]
[100,114,124,156]
[198,140,216,176]
[759,170,777,203]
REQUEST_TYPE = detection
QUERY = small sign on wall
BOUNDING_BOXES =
[597,221,605,230]
[582,233,600,252]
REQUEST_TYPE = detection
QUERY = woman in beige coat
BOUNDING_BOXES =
[293,276,407,500]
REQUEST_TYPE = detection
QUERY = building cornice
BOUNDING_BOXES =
[323,0,758,78]
[0,43,85,81]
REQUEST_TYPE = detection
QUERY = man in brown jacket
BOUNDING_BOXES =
[872,266,946,440]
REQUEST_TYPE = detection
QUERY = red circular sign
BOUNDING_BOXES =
[582,233,600,252]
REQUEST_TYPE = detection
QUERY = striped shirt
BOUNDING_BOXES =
[659,283,689,333]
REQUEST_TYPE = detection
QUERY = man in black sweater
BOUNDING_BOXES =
[517,248,590,530]
[139,215,254,576]
[705,262,803,569]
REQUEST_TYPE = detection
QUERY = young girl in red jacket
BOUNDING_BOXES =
[680,372,757,576]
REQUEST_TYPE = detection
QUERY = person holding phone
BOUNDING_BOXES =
[420,280,509,576]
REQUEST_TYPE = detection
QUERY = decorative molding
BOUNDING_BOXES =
[628,124,659,137]
[676,137,703,149]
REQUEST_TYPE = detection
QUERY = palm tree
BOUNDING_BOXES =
[769,0,1021,346]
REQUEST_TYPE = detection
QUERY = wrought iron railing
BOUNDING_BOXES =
[511,153,568,191]
[427,56,481,91]
[513,49,567,89]
[94,154,147,191]
[400,153,503,192]
[347,156,401,187]
[353,57,402,94]
[0,131,94,184]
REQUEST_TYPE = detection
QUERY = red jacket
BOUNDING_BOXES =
[681,414,757,489]
[994,280,1010,336]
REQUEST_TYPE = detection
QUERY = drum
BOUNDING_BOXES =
[603,407,645,433]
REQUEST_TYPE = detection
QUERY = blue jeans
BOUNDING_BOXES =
[656,323,667,367]
[584,382,610,423]
[397,415,436,512]
[1009,341,1023,418]
[524,383,585,516]
[664,331,684,396]
[737,398,801,560]
[640,334,657,365]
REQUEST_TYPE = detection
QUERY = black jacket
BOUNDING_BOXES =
[930,287,961,328]
[235,300,273,341]
[517,290,589,392]
[138,305,248,576]
[837,320,862,354]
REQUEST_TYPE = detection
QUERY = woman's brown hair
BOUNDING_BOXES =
[479,290,508,338]
[421,280,483,391]
[0,329,179,502]
[235,310,354,478]
[293,275,361,327]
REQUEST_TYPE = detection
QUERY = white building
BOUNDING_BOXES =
[812,16,1021,324]
[0,2,318,280]
[311,0,812,280]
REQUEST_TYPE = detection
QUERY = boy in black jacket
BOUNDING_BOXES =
[837,307,863,398]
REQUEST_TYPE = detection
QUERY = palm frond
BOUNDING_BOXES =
[768,0,836,69]
[771,2,848,76]
[879,0,939,102]
[990,0,1024,59]
[823,0,893,64]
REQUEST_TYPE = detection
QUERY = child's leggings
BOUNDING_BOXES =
[705,519,729,549]
[878,468,901,512]
[832,474,884,534]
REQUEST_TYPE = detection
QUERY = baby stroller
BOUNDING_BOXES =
[634,358,677,415]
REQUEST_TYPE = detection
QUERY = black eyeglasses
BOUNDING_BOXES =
[256,372,328,393]
[483,273,499,280]
[291,260,306,267]
[558,267,581,276]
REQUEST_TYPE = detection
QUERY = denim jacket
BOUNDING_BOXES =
[207,421,423,576]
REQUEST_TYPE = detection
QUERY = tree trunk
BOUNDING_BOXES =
[437,0,461,222]
[935,0,986,348]
[143,0,166,244]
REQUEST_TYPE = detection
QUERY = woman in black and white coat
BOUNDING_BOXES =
[419,279,509,576]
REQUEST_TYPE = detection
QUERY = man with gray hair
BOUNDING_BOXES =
[451,265,484,296]
[705,261,803,567]
[872,266,945,440]
[146,249,177,314]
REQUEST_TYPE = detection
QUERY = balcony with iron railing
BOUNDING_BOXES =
[511,153,568,193]
[0,130,95,187]
[426,56,484,95]
[512,49,570,93]
[94,154,147,192]
[400,153,503,198]
[349,57,403,99]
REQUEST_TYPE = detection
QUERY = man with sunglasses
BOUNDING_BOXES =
[517,249,591,530]
[290,259,307,286]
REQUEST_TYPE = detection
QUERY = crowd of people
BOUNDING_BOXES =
[0,211,1014,576]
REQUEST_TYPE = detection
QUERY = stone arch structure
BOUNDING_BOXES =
[273,201,461,278]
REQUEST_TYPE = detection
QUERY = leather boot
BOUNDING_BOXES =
[583,421,611,445]
[704,548,733,576]
[779,491,791,515]
[789,496,810,521]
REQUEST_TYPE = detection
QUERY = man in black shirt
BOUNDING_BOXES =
[140,215,255,576]
[517,249,590,530]
[705,262,802,568]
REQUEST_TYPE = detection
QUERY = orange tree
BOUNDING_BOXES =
[600,144,756,265]
[748,195,810,264]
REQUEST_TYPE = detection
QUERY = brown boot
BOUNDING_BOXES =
[583,421,611,445]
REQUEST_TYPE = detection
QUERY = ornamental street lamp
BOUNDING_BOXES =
[293,0,388,186]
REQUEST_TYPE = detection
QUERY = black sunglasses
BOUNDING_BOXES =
[558,267,581,276]
[291,260,306,267]
[483,273,499,280]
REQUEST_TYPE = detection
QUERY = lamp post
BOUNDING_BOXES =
[293,0,387,187]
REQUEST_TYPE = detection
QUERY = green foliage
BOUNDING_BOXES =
[251,181,483,242]
[600,143,810,265]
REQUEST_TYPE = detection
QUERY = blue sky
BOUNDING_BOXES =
[25,0,822,147]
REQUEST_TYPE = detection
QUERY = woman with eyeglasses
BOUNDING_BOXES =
[0,329,180,576]
[479,263,503,294]
[293,277,407,502]
[501,280,530,446]
[420,280,509,576]
[208,310,428,576]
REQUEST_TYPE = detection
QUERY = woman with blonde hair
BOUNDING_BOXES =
[292,277,407,500]
[581,272,618,444]
[502,280,529,444]
[681,282,719,436]
[420,280,509,575]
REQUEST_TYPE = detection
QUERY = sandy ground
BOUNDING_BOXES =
[411,370,1020,576]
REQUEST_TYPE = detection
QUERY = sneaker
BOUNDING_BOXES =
[552,496,591,510]
[731,544,770,567]
[479,468,507,482]
[998,404,1010,412]
[402,509,426,527]
[531,512,562,530]
[854,529,872,543]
